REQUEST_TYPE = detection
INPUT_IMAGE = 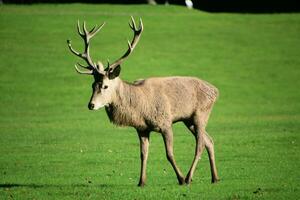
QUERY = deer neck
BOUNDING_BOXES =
[105,79,145,128]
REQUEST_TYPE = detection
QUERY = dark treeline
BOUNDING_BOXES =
[194,0,300,13]
[2,0,300,13]
[1,0,168,3]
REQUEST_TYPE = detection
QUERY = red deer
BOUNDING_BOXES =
[67,17,219,186]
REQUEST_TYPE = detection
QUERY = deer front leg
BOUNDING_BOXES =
[137,130,150,187]
[162,128,185,185]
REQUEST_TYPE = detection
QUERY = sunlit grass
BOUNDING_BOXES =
[0,4,299,199]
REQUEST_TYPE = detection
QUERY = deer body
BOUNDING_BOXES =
[105,77,218,131]
[67,17,220,186]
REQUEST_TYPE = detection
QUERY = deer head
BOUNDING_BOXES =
[67,17,143,110]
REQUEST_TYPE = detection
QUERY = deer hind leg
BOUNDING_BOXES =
[203,130,220,183]
[184,120,205,184]
[161,127,185,185]
[137,130,150,187]
[184,117,219,184]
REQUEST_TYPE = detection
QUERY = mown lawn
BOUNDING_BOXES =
[0,4,299,199]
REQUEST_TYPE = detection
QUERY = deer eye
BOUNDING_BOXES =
[95,82,102,88]
[103,85,108,89]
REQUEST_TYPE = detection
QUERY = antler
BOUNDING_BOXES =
[108,16,143,72]
[67,21,105,75]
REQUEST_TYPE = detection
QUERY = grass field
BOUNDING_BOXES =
[0,4,300,199]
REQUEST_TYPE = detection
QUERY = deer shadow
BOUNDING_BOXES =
[0,183,112,189]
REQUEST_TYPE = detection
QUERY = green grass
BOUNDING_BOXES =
[0,3,300,199]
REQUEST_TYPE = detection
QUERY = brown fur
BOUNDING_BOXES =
[106,76,218,131]
[102,76,220,186]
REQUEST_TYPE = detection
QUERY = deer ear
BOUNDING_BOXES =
[108,65,121,80]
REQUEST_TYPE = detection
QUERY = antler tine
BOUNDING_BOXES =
[109,16,143,70]
[77,62,93,70]
[129,16,143,32]
[96,61,105,73]
[77,20,84,37]
[67,37,95,68]
[139,18,143,31]
[127,40,132,49]
[74,64,93,75]
[83,21,88,35]
[68,20,107,75]
[90,22,105,38]
[129,16,137,30]
[67,39,81,57]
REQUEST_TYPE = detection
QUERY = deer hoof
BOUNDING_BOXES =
[211,178,220,184]
[185,177,192,185]
[178,177,186,185]
[138,182,145,187]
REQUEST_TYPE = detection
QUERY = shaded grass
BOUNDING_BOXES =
[0,3,300,199]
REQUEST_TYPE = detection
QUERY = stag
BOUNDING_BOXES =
[67,17,220,186]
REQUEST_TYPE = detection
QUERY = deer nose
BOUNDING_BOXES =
[88,103,95,110]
